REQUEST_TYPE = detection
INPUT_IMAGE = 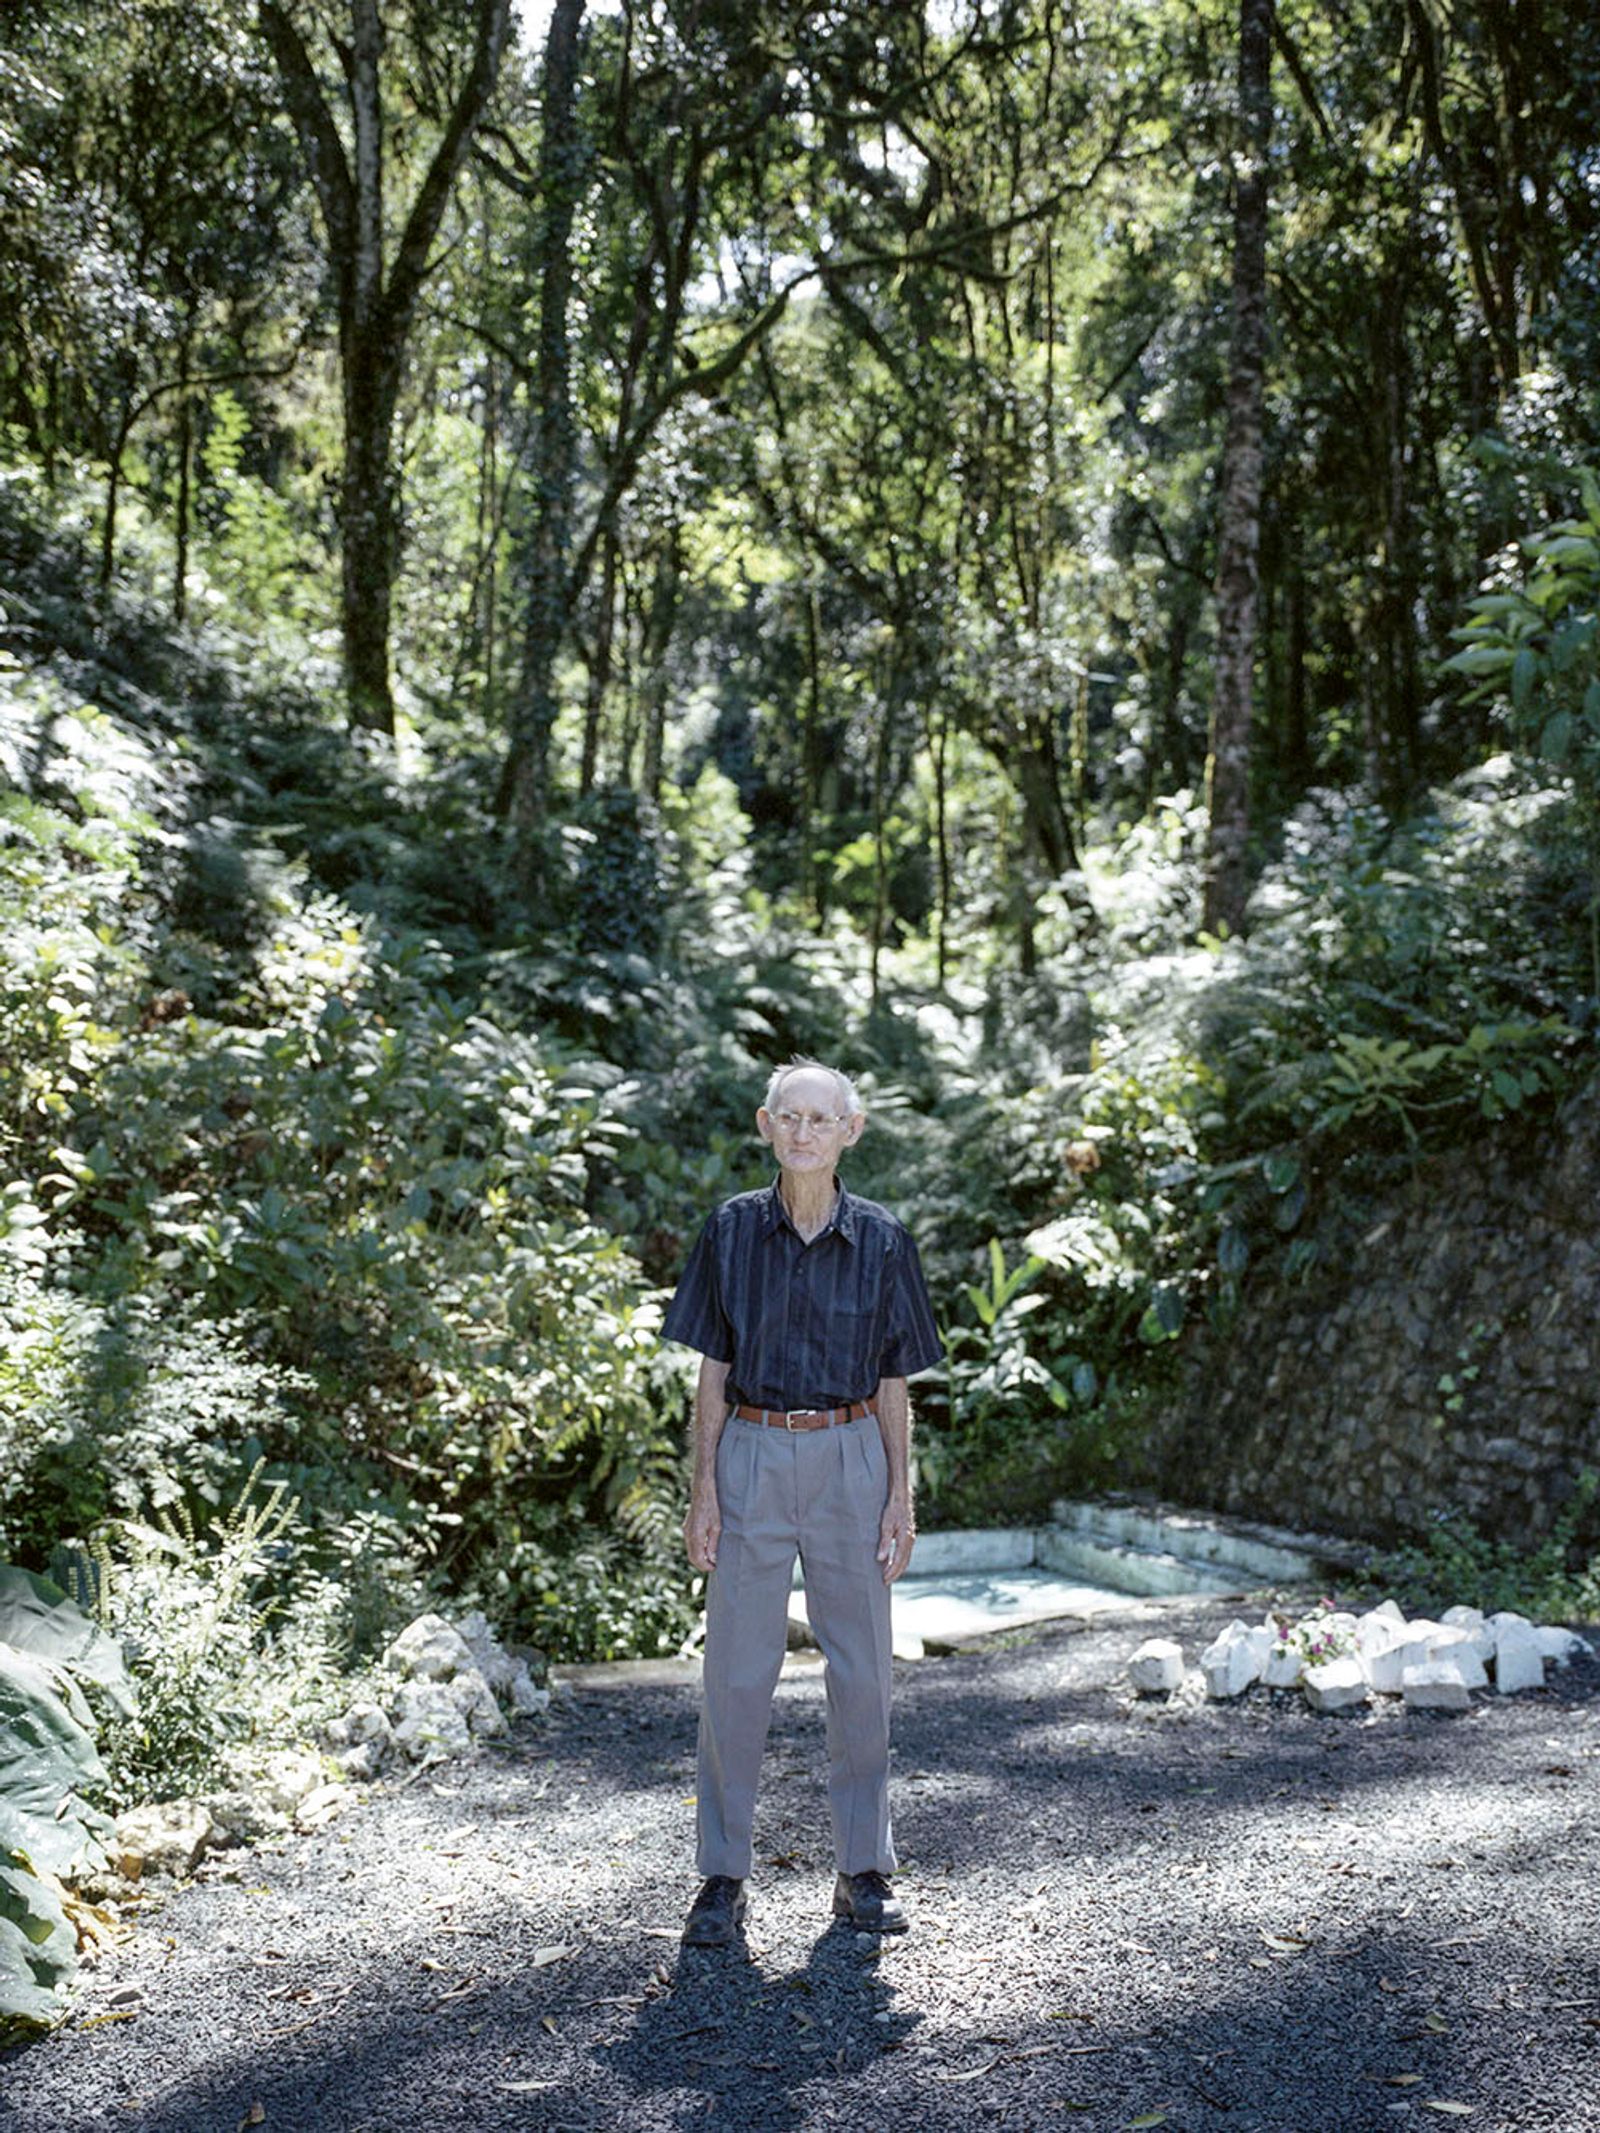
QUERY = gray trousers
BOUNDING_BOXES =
[696,1411,896,1879]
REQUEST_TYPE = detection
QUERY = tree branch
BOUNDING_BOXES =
[258,1,357,273]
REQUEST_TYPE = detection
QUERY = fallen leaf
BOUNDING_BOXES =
[1248,1957,1272,1970]
[540,2016,558,2036]
[1129,2115,1170,2129]
[934,2060,999,2083]
[77,2011,139,2030]
[238,2110,266,2131]
[1387,2074,1423,2087]
[1259,1931,1310,1954]
[1424,2013,1451,2034]
[1379,1977,1404,1994]
[532,1944,574,1967]
[498,2083,557,2095]
[1421,2105,1473,2118]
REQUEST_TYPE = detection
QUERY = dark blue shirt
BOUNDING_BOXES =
[661,1181,943,1409]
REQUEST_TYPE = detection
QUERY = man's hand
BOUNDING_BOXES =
[877,1491,915,1585]
[684,1485,722,1573]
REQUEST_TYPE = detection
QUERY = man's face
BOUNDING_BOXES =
[756,1069,864,1175]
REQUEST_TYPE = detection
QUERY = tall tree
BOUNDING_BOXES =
[259,0,513,734]
[1203,0,1272,936]
[501,0,586,871]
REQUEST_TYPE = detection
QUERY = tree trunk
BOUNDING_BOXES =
[802,582,825,924]
[98,383,136,597]
[340,345,401,731]
[1202,0,1272,938]
[173,313,195,623]
[579,524,618,796]
[638,530,682,806]
[259,0,513,736]
[505,0,587,870]
[1283,553,1310,790]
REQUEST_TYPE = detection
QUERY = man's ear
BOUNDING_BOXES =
[755,1106,776,1145]
[842,1111,866,1148]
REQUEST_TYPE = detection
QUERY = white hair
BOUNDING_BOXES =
[763,1057,863,1117]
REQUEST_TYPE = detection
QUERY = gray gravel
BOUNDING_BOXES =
[5,1592,1600,2133]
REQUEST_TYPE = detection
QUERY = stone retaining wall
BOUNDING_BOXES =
[1143,1074,1600,1547]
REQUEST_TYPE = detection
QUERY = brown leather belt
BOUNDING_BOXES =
[733,1400,874,1431]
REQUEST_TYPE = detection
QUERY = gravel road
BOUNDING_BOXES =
[5,1592,1599,2133]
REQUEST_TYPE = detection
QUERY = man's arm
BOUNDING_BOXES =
[683,1355,732,1571]
[874,1375,915,1584]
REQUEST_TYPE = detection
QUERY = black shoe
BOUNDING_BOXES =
[682,1875,747,1947]
[832,1869,908,1933]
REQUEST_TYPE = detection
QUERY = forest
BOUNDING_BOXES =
[2,0,1599,1996]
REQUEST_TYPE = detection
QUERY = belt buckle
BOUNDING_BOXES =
[785,1408,820,1430]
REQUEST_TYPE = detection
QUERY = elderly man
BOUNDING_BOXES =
[662,1058,942,1948]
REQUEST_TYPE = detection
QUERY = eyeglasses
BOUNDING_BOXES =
[769,1109,850,1132]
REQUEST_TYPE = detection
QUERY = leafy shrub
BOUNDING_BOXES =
[1364,1471,1600,1622]
[0,1262,306,1567]
[82,1470,361,1809]
[1443,469,1600,995]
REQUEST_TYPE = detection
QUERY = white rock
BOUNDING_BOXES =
[1420,1630,1487,1690]
[201,1789,287,1844]
[114,1800,215,1879]
[1356,1612,1411,1690]
[1402,1661,1473,1711]
[1438,1606,1496,1665]
[507,1662,551,1717]
[331,1742,384,1782]
[1371,1599,1407,1624]
[255,1748,326,1816]
[455,1609,523,1695]
[1262,1643,1304,1689]
[1534,1625,1594,1667]
[385,1613,477,1682]
[294,1783,349,1832]
[392,1681,475,1761]
[1493,1621,1545,1694]
[1367,1619,1455,1695]
[446,1665,508,1736]
[1200,1621,1271,1699]
[1129,1638,1185,1694]
[1302,1658,1368,1712]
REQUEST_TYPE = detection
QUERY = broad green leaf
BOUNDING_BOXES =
[1510,646,1537,709]
[1217,1226,1249,1277]
[0,1857,76,2040]
[0,1567,132,1715]
[1540,709,1574,762]
[0,1648,111,1876]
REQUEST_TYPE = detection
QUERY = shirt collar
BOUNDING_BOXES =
[761,1178,857,1243]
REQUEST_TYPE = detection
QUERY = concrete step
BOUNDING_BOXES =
[1048,1499,1346,1585]
[1033,1527,1246,1598]
[782,1499,1342,1656]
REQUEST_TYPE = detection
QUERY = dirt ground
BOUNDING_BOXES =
[5,1592,1599,2133]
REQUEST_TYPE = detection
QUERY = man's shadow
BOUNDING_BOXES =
[601,1909,922,2131]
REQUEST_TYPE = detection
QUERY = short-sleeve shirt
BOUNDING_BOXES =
[661,1181,943,1410]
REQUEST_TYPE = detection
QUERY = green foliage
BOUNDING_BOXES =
[916,1240,1115,1526]
[1365,1472,1600,1623]
[0,1566,130,2040]
[83,1468,354,1809]
[1444,471,1600,992]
